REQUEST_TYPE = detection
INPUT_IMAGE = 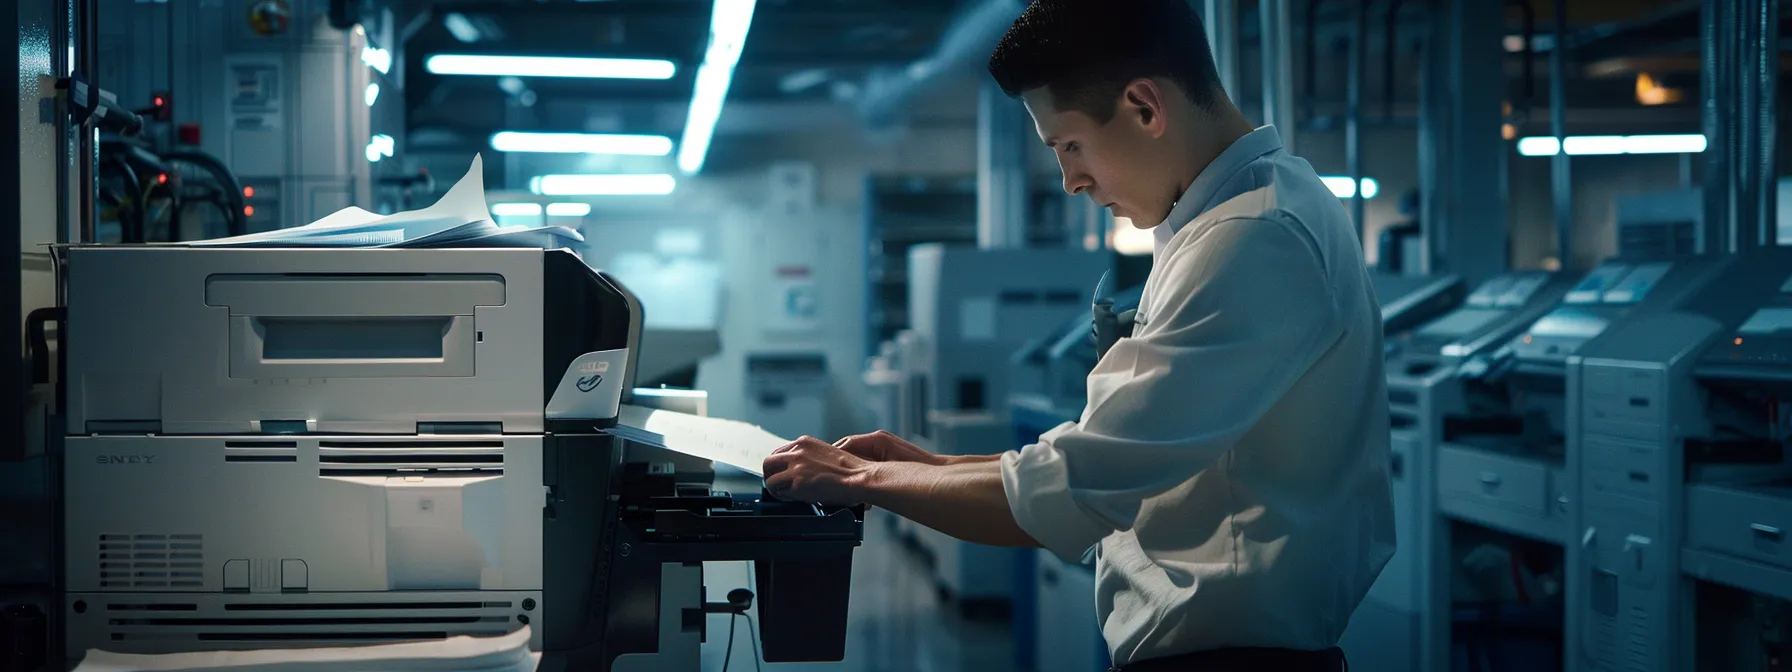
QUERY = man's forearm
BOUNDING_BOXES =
[937,453,1004,467]
[854,459,1040,548]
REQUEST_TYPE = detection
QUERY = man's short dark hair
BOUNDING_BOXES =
[988,0,1226,123]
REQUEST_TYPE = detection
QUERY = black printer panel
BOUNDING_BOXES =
[542,250,637,406]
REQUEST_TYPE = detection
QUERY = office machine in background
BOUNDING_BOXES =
[1348,269,1582,672]
[898,244,1108,613]
[1571,247,1792,671]
[1370,270,1470,344]
[53,246,862,670]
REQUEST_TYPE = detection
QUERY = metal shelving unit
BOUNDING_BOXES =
[861,175,1070,358]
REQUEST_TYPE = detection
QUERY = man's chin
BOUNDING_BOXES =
[1116,214,1159,229]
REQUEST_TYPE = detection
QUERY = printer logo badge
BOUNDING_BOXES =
[95,454,156,465]
[576,374,604,393]
[578,361,610,374]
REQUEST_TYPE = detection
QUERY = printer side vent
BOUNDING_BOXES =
[316,440,504,477]
[98,600,515,645]
[97,534,205,589]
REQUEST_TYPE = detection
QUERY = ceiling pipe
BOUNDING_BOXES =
[1509,0,1535,114]
[1383,0,1403,119]
[1306,0,1325,119]
[852,0,1025,130]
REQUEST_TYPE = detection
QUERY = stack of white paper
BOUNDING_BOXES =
[70,626,538,672]
[612,404,793,477]
[185,155,584,250]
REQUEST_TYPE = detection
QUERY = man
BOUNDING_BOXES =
[763,1,1394,670]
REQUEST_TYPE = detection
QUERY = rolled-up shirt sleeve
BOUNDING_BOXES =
[1002,215,1347,562]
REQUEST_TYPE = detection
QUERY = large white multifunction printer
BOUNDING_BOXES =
[52,245,862,671]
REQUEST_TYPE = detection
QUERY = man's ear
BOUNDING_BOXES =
[1122,79,1168,138]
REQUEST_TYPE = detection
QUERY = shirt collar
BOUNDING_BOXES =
[1151,125,1285,252]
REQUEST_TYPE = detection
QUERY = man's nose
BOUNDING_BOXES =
[1062,170,1092,196]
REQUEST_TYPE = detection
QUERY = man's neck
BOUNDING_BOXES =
[1167,103,1255,206]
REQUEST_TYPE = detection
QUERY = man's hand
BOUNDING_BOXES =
[764,435,1042,549]
[833,430,945,466]
[763,437,874,506]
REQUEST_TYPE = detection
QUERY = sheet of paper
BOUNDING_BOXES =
[214,229,408,248]
[379,219,502,248]
[188,155,492,248]
[614,404,792,476]
[70,626,536,672]
[393,225,586,250]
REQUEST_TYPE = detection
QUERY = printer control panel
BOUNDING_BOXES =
[1701,271,1792,370]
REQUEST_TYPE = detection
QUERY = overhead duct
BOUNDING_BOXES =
[853,0,1024,130]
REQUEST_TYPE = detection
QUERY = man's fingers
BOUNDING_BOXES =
[835,433,884,460]
[763,471,795,500]
[764,450,798,469]
[772,435,826,457]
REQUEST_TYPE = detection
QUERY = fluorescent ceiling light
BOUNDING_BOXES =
[425,54,675,80]
[1517,134,1707,156]
[1612,134,1707,154]
[490,131,673,156]
[1517,137,1560,156]
[364,134,395,163]
[361,46,391,75]
[491,202,543,216]
[1321,176,1379,199]
[443,12,481,43]
[364,83,380,107]
[531,174,677,196]
[677,0,758,174]
[1562,136,1630,155]
[547,202,593,217]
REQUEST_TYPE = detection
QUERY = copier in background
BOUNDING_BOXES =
[1350,246,1732,672]
[1344,269,1582,672]
[55,246,862,671]
[1004,267,1465,672]
[896,244,1108,614]
[1369,270,1470,352]
[1569,246,1792,671]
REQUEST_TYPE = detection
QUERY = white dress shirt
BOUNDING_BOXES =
[1000,126,1396,665]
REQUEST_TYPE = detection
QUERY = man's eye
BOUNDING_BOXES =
[1065,142,1080,153]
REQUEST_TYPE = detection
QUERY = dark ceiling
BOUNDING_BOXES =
[397,0,1774,157]
[404,0,965,136]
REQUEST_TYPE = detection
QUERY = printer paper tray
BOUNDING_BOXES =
[646,506,863,544]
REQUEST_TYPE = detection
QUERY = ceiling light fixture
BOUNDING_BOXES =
[677,0,758,174]
[1517,134,1707,156]
[1320,176,1380,199]
[364,134,395,163]
[530,174,678,197]
[361,46,392,75]
[547,203,593,217]
[490,131,674,156]
[424,54,676,80]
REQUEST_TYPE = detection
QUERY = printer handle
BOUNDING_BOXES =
[25,307,65,387]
